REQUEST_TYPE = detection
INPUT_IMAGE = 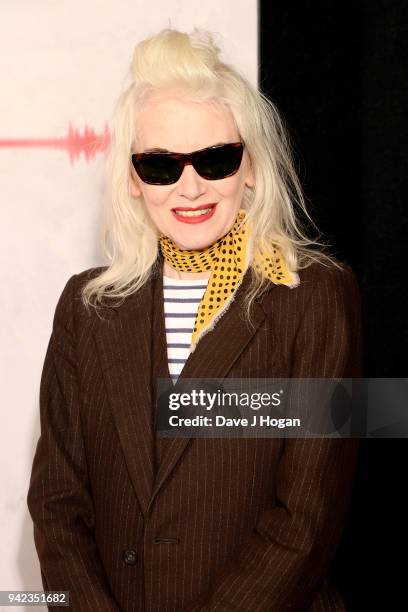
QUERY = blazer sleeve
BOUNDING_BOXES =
[27,274,121,611]
[181,264,362,612]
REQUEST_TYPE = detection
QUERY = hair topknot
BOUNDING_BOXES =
[130,28,224,89]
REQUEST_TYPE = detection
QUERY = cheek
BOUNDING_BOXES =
[215,175,245,200]
[141,186,172,208]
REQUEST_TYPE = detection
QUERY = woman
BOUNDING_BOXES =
[27,28,362,611]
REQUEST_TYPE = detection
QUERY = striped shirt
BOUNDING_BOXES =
[163,274,209,383]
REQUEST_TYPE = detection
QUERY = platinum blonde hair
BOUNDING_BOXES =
[82,27,343,325]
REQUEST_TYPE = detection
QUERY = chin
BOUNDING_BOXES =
[176,236,217,251]
[173,240,206,251]
[169,228,220,252]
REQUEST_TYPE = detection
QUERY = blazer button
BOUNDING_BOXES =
[123,549,138,565]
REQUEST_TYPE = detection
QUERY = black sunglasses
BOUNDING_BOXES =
[131,142,244,185]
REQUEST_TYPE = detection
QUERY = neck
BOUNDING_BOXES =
[163,261,211,280]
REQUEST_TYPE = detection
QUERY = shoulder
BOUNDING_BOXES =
[74,266,109,291]
[259,258,361,322]
[297,259,361,313]
[297,258,359,294]
[52,266,109,331]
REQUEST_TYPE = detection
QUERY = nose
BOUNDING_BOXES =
[176,163,207,200]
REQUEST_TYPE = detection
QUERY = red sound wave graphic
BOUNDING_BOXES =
[0,122,111,164]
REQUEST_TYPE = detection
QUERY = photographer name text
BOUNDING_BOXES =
[168,415,300,428]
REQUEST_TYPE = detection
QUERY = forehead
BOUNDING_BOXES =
[134,90,239,153]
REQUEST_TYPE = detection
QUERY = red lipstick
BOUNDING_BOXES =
[171,203,217,224]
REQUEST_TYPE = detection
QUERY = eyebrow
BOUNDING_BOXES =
[142,142,228,154]
[143,147,170,153]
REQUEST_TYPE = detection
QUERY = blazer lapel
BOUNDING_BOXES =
[94,261,268,517]
[150,267,267,512]
[93,275,157,518]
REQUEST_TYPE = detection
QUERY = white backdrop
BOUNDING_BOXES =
[0,0,258,609]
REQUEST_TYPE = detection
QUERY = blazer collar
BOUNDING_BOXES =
[94,259,270,517]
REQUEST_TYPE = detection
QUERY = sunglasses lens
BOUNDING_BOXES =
[132,143,244,185]
[195,144,243,179]
[134,154,181,185]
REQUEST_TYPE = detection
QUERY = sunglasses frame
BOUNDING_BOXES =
[131,141,244,185]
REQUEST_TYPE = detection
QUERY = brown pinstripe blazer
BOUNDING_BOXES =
[27,257,363,612]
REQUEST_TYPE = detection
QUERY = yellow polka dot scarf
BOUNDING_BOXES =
[159,208,300,353]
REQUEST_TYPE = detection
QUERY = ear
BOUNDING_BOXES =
[244,165,255,188]
[243,152,255,188]
[129,168,142,198]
